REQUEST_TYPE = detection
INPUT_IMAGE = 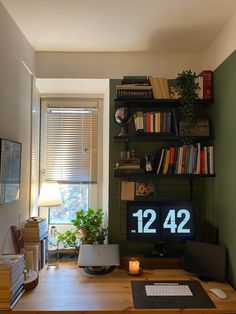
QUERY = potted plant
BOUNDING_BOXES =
[57,208,108,251]
[175,70,199,142]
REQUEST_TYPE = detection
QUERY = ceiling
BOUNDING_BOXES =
[1,0,236,53]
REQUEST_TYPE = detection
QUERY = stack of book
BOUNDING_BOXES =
[114,158,144,175]
[22,217,47,242]
[115,158,140,170]
[22,217,48,271]
[156,144,215,175]
[0,255,25,310]
[149,76,170,99]
[116,76,153,99]
[134,111,174,134]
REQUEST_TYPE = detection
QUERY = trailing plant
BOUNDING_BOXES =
[176,70,199,142]
[57,208,108,249]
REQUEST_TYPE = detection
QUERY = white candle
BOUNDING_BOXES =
[129,259,140,274]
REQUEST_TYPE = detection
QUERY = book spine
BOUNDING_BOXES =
[145,112,151,132]
[117,89,152,99]
[168,146,175,174]
[199,70,213,99]
[122,76,149,85]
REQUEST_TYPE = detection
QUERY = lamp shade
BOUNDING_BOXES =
[37,182,62,207]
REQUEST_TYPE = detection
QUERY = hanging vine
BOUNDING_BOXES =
[176,70,199,143]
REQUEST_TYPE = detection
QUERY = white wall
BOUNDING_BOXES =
[36,51,203,79]
[0,3,35,253]
[203,11,236,70]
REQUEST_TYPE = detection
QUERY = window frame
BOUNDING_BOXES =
[39,98,103,228]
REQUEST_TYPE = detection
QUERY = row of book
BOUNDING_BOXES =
[24,238,47,272]
[156,144,215,175]
[22,217,48,272]
[0,254,24,310]
[133,111,174,134]
[115,72,213,100]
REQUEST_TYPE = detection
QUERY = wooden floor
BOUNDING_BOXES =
[12,262,236,313]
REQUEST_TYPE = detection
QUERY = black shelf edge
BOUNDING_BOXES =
[114,135,214,142]
[113,171,215,178]
[114,98,212,109]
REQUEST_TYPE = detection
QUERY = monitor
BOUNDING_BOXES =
[127,201,195,243]
[184,240,226,280]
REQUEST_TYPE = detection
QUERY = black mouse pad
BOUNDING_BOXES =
[131,280,216,309]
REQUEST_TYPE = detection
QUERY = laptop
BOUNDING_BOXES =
[78,244,120,267]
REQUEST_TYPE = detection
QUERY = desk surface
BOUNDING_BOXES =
[13,263,236,313]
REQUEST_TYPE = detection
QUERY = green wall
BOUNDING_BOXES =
[109,80,208,257]
[205,50,236,288]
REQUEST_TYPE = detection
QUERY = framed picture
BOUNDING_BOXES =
[0,139,22,205]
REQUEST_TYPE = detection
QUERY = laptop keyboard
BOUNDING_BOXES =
[145,283,193,296]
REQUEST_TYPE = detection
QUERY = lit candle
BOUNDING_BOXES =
[129,259,140,274]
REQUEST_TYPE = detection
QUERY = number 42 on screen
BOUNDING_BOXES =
[132,208,190,234]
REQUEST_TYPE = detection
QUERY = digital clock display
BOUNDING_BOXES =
[127,202,195,242]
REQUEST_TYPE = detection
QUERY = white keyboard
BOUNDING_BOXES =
[145,283,193,296]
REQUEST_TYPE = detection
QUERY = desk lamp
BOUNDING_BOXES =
[37,181,62,269]
[37,181,62,208]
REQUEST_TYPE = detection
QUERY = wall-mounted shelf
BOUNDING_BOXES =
[113,170,216,178]
[114,98,212,109]
[114,135,214,142]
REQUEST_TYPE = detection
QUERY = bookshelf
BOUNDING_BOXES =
[113,96,214,178]
[109,77,215,258]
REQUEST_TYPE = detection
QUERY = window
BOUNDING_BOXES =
[40,99,99,224]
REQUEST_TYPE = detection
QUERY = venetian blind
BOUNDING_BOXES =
[44,106,98,183]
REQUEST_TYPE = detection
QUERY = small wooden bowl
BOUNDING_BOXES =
[24,270,39,291]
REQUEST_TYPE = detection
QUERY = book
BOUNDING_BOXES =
[0,255,24,271]
[116,84,152,90]
[145,112,151,132]
[208,146,215,174]
[168,146,176,174]
[204,146,208,174]
[163,149,170,174]
[156,148,166,174]
[198,70,213,99]
[0,268,24,289]
[22,230,48,242]
[0,274,24,301]
[135,111,144,131]
[24,243,40,272]
[159,78,170,98]
[149,76,163,99]
[117,89,152,99]
[0,285,24,310]
[122,76,149,85]
[172,109,179,136]
[177,146,184,174]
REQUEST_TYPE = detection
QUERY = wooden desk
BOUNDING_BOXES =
[13,263,236,313]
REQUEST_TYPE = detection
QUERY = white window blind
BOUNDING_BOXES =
[44,106,98,183]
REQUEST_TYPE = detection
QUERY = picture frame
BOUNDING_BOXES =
[0,139,22,205]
